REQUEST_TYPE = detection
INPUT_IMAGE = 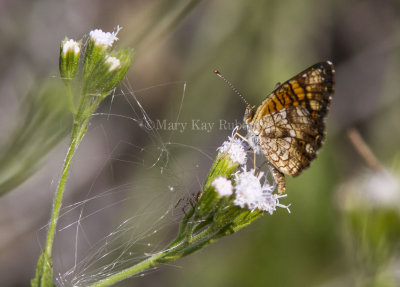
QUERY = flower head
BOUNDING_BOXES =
[217,136,247,165]
[234,168,263,210]
[89,26,121,47]
[105,56,121,71]
[62,39,80,54]
[80,26,133,96]
[340,169,400,211]
[364,170,400,208]
[212,177,233,197]
[234,167,290,214]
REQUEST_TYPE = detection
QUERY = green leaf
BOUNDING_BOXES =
[31,252,55,287]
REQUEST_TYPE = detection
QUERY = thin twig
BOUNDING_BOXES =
[347,128,383,172]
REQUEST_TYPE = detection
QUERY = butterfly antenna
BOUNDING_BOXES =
[214,69,250,106]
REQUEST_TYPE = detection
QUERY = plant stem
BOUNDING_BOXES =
[44,124,80,257]
[43,93,102,258]
[65,82,76,114]
[87,222,222,287]
[87,246,176,287]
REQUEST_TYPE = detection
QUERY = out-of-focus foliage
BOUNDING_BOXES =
[338,168,400,286]
[0,79,71,195]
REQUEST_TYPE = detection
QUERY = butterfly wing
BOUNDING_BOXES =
[251,61,335,176]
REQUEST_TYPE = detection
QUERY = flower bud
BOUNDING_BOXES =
[81,49,133,96]
[80,27,133,96]
[82,27,121,88]
[59,38,80,81]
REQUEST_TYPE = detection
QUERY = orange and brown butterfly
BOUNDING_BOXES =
[215,61,335,194]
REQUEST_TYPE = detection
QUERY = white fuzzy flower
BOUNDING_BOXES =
[364,170,400,207]
[105,56,121,71]
[258,190,290,215]
[233,167,290,213]
[62,39,80,54]
[217,136,247,165]
[89,26,121,47]
[212,177,233,197]
[234,168,263,210]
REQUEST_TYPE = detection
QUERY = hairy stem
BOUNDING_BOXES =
[87,222,222,287]
[87,249,170,287]
[44,123,80,257]
[65,82,76,114]
[43,93,97,258]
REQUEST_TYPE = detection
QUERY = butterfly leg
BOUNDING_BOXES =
[268,164,286,193]
[254,160,269,177]
[233,130,248,142]
[232,127,261,170]
[253,150,256,170]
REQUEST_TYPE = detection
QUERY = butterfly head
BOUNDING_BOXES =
[244,105,256,124]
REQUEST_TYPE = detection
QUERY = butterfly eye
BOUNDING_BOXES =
[244,106,255,122]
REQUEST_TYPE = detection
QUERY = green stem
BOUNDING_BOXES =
[44,124,81,257]
[180,229,226,257]
[43,93,96,257]
[87,223,220,287]
[166,209,194,249]
[87,246,178,287]
[189,223,216,243]
[65,82,76,113]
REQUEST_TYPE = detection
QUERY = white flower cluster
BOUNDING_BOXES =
[62,39,80,54]
[212,130,290,214]
[105,56,121,71]
[212,167,290,214]
[89,26,121,47]
[217,136,247,165]
[235,168,289,214]
[212,177,233,196]
[364,170,400,208]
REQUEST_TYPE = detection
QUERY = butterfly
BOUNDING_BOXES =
[243,61,335,193]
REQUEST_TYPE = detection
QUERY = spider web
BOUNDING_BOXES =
[50,79,222,286]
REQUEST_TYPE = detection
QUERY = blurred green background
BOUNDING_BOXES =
[1,0,400,286]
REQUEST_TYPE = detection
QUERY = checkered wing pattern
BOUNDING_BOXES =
[245,61,335,192]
